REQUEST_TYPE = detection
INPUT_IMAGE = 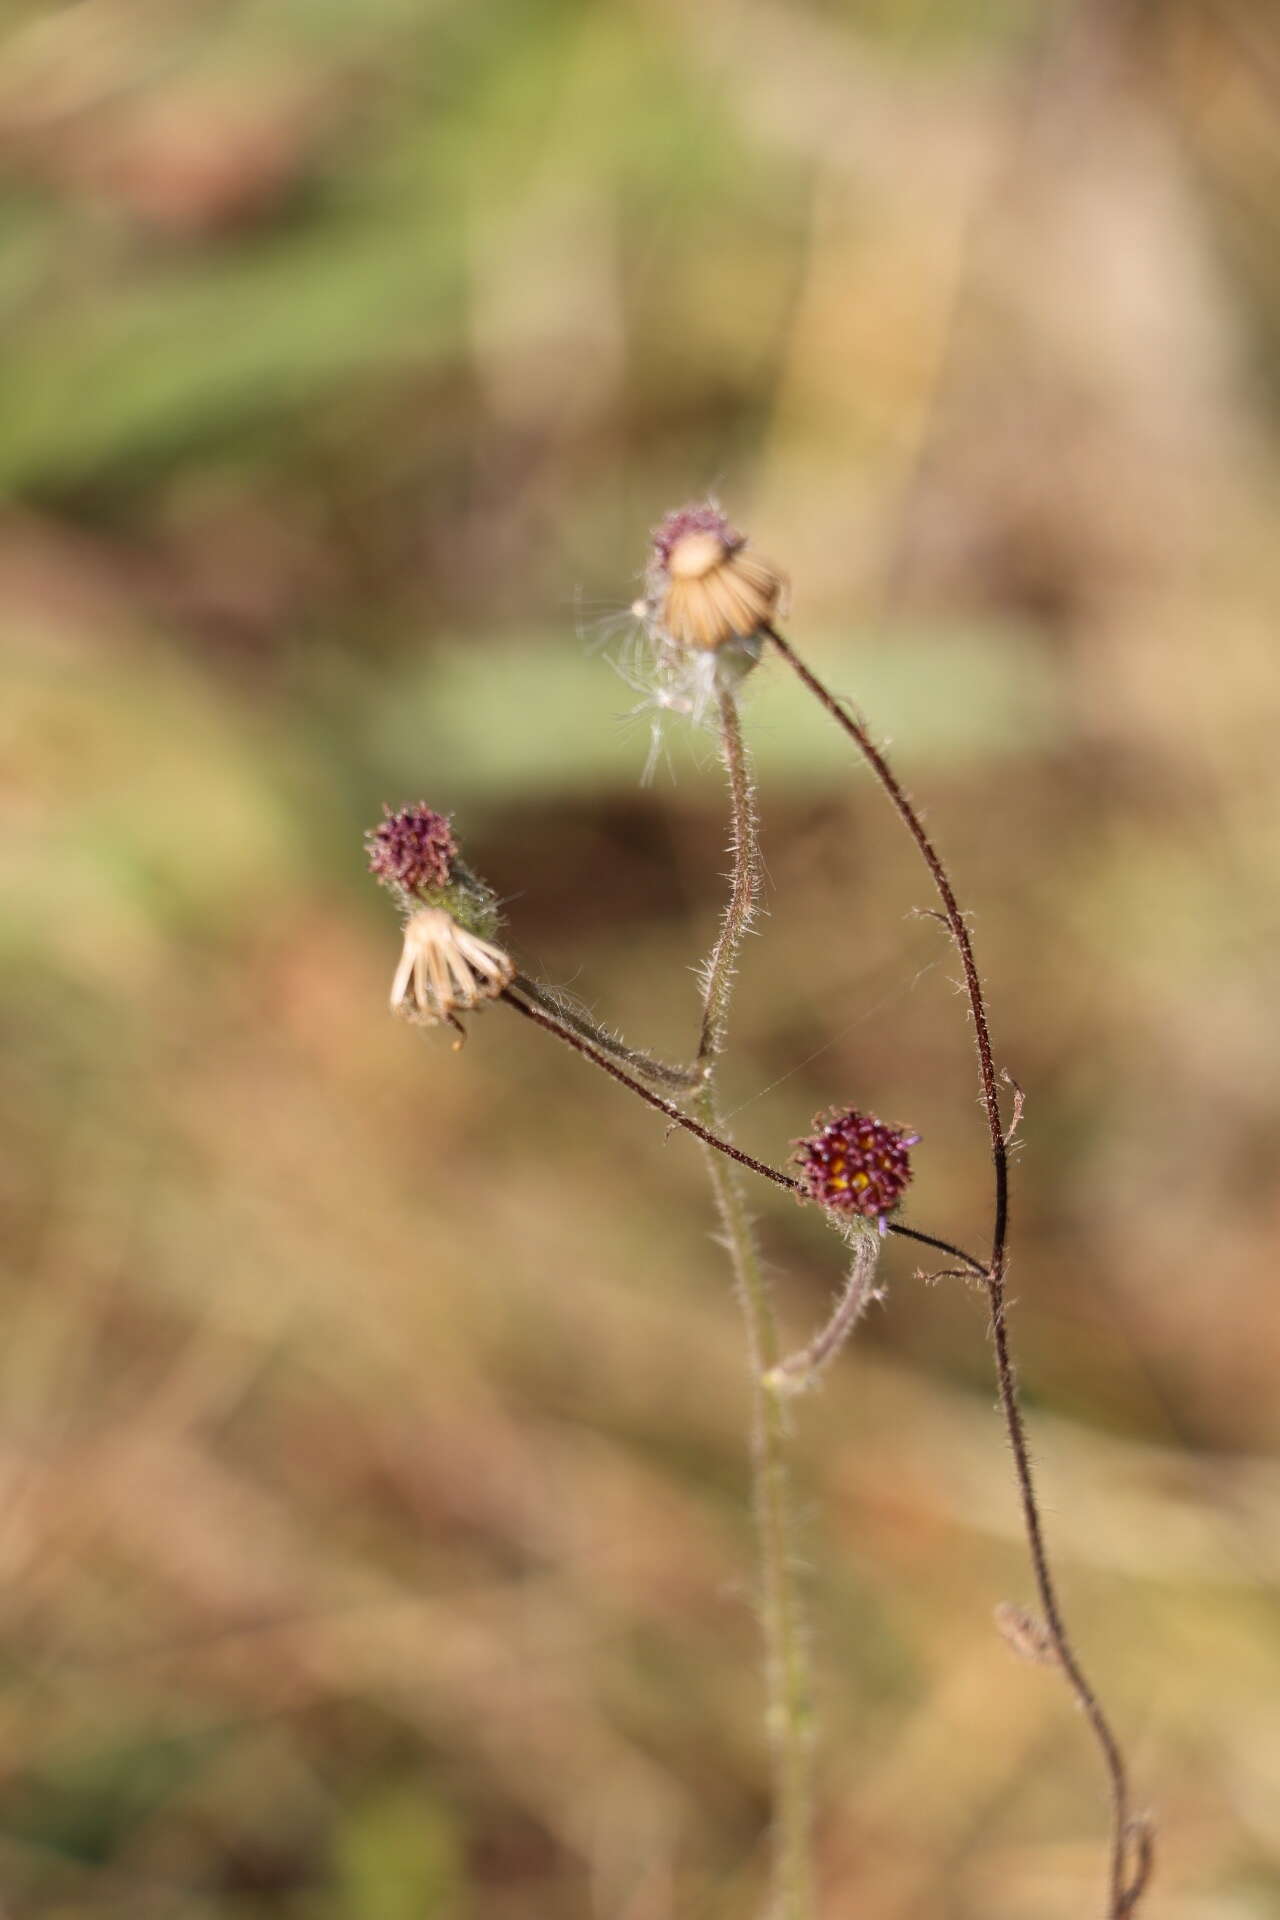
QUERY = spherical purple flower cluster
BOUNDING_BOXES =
[794,1109,918,1227]
[366,804,457,897]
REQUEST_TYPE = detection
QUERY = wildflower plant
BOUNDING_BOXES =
[366,804,513,1041]
[365,504,1152,1920]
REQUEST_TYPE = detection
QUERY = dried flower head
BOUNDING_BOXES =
[615,500,787,779]
[794,1108,919,1229]
[367,804,457,900]
[646,501,785,653]
[390,906,514,1042]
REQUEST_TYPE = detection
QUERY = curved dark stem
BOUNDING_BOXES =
[767,624,1010,1260]
[765,624,1144,1918]
[503,984,987,1276]
[888,1221,986,1278]
[502,987,797,1194]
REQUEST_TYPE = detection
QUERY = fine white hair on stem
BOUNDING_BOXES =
[765,1220,884,1396]
[511,972,705,1093]
[606,604,764,784]
[692,683,815,1919]
[695,689,762,1067]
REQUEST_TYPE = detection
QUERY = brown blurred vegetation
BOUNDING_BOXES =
[4,0,1280,1914]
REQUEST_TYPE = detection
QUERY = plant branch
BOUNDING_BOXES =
[766,1221,882,1394]
[695,690,761,1070]
[765,624,1145,1918]
[890,1221,985,1277]
[512,971,705,1092]
[698,690,813,1920]
[501,986,796,1191]
[766,624,1009,1257]
[501,986,986,1275]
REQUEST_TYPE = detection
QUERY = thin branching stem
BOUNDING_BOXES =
[502,986,793,1187]
[501,986,986,1274]
[890,1221,985,1277]
[698,690,813,1920]
[765,623,1146,1918]
[695,691,760,1070]
[512,972,705,1092]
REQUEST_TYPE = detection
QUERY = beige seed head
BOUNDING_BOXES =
[653,514,785,652]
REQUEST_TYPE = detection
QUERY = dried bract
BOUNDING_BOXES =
[390,906,514,1041]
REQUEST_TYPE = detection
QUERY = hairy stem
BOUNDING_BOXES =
[767,1222,882,1394]
[512,972,705,1092]
[696,691,761,1070]
[699,1112,814,1920]
[501,986,794,1189]
[699,691,813,1920]
[500,987,986,1273]
[766,624,1145,1917]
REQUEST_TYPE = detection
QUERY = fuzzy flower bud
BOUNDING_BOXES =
[645,501,785,654]
[366,803,457,900]
[366,802,511,1043]
[794,1108,919,1230]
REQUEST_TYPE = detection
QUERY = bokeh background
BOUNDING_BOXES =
[4,0,1280,1914]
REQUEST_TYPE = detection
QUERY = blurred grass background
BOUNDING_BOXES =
[4,0,1280,1914]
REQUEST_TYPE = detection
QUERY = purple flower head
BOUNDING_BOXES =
[366,804,457,899]
[650,501,744,573]
[794,1109,919,1229]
